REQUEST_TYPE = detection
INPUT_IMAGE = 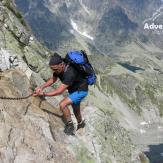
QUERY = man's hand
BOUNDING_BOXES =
[35,87,43,94]
[32,91,44,97]
[32,92,39,97]
[33,77,57,97]
[33,87,44,97]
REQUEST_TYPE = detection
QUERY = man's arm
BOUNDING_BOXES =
[44,83,69,97]
[41,76,57,90]
[34,76,57,94]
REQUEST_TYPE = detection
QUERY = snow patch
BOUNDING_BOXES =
[140,121,148,126]
[70,19,94,40]
[158,126,163,129]
[79,0,90,15]
[140,129,146,134]
[66,0,71,8]
[29,36,34,43]
[69,29,74,34]
[82,31,94,40]
[71,19,78,31]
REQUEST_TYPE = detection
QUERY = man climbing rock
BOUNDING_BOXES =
[33,53,89,135]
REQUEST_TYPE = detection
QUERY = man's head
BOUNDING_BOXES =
[49,53,64,74]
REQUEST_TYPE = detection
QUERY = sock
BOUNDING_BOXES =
[78,119,84,124]
[67,120,73,125]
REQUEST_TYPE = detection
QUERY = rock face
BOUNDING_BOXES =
[0,69,77,163]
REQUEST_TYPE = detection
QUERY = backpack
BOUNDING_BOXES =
[64,50,96,86]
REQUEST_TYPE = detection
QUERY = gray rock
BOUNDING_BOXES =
[0,69,77,163]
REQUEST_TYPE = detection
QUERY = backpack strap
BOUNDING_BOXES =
[80,50,89,63]
[64,63,69,73]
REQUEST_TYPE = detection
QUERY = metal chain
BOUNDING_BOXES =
[0,93,33,100]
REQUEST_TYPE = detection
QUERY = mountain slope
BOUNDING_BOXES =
[1,1,163,163]
[15,0,163,54]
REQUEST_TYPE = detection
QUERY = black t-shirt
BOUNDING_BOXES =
[53,63,88,93]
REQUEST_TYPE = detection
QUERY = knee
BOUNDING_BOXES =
[59,101,66,111]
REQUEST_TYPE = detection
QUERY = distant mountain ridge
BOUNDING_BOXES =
[15,0,163,54]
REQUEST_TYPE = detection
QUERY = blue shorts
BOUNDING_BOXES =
[68,91,88,105]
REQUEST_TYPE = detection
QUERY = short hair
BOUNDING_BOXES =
[49,53,63,66]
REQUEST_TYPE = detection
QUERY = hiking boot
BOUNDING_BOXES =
[77,120,86,130]
[64,122,75,135]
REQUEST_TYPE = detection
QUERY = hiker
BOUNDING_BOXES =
[33,52,90,135]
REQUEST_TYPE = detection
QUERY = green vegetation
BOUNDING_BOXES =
[144,83,163,116]
[93,111,134,163]
[4,30,23,54]
[97,64,163,117]
[76,144,95,163]
[3,0,29,29]
[98,74,142,115]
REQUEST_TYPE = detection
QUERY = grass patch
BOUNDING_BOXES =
[144,83,163,116]
[76,145,95,163]
[98,74,142,115]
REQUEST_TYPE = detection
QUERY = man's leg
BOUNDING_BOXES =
[59,97,75,135]
[68,91,88,130]
[72,104,82,123]
[59,97,73,124]
[72,103,86,130]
